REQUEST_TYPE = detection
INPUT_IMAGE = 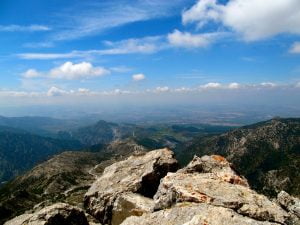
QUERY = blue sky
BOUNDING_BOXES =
[0,0,300,105]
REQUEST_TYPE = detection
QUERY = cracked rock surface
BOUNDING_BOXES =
[124,154,298,225]
[5,149,300,225]
[4,203,89,225]
[277,191,300,220]
[122,203,280,225]
[84,148,178,224]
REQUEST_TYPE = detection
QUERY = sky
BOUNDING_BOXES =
[0,0,300,110]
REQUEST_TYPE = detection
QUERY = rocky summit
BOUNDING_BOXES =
[84,148,179,224]
[4,148,300,225]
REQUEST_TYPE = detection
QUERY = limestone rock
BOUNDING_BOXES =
[84,148,178,224]
[180,155,249,187]
[111,193,154,225]
[4,203,89,225]
[154,155,290,224]
[121,203,278,225]
[277,191,300,218]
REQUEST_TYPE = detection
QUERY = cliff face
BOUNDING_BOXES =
[4,148,300,225]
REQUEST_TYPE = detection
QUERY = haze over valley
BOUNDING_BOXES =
[0,0,300,224]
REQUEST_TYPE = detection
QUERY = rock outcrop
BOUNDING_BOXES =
[122,203,280,225]
[123,154,298,225]
[111,193,154,225]
[4,203,89,225]
[5,149,300,225]
[183,118,300,198]
[84,148,178,225]
[277,191,300,218]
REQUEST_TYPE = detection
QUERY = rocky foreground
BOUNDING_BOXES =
[4,148,300,225]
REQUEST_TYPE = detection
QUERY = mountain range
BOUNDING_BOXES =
[0,116,299,224]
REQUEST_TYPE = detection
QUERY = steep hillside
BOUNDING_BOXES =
[181,118,300,197]
[66,120,123,145]
[0,131,82,184]
[0,139,146,224]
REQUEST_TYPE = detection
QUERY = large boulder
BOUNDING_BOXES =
[84,148,178,224]
[4,203,89,225]
[121,203,279,225]
[111,193,154,225]
[154,155,291,224]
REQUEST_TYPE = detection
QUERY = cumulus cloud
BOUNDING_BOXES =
[47,87,68,97]
[183,0,300,41]
[168,30,210,48]
[78,88,91,94]
[289,42,300,54]
[132,73,146,81]
[2,82,299,100]
[201,82,222,89]
[228,82,240,89]
[22,69,41,78]
[49,62,110,80]
[168,29,227,48]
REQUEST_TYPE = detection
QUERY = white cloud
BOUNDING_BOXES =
[23,42,54,48]
[47,87,68,96]
[77,88,91,95]
[201,82,222,89]
[174,87,192,92]
[289,42,300,54]
[101,37,163,55]
[155,86,170,92]
[168,29,227,48]
[0,25,50,32]
[168,30,210,48]
[18,36,166,60]
[182,0,222,28]
[183,0,300,41]
[132,73,146,81]
[1,82,298,99]
[49,62,110,80]
[110,66,133,73]
[51,0,187,41]
[22,69,41,79]
[18,52,82,60]
[260,82,277,87]
[228,82,240,89]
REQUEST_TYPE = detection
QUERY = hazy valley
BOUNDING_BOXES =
[0,116,299,224]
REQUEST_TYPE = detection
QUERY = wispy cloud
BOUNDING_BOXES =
[23,42,54,48]
[17,36,167,60]
[0,25,50,32]
[51,0,189,41]
[289,42,300,54]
